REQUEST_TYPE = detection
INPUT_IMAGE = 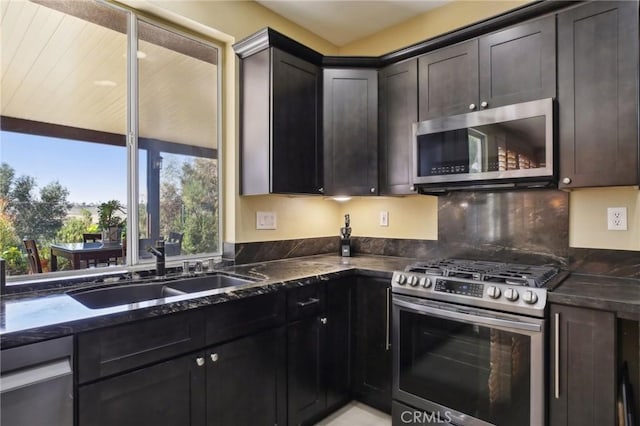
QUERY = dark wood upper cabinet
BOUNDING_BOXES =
[379,59,419,195]
[558,1,639,188]
[478,16,556,108]
[549,304,616,426]
[323,68,378,196]
[240,47,322,195]
[418,39,479,120]
[419,16,555,120]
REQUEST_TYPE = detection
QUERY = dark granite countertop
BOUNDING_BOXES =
[548,273,640,320]
[0,254,415,349]
[3,253,640,349]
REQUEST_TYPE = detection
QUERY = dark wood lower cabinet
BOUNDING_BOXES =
[326,279,353,410]
[287,278,354,425]
[549,304,616,426]
[78,352,206,426]
[78,328,285,426]
[352,277,392,413]
[288,314,327,425]
[207,327,286,426]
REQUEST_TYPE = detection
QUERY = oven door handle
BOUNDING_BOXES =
[393,297,542,332]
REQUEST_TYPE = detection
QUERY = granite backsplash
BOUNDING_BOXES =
[225,189,639,277]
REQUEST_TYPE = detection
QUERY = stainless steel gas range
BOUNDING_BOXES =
[391,259,568,426]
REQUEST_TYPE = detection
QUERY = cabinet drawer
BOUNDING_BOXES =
[206,291,286,344]
[77,310,205,384]
[287,282,326,321]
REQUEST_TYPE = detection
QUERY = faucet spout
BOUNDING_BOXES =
[147,240,166,277]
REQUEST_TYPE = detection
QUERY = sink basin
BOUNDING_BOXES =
[68,273,256,309]
[68,282,182,309]
[167,274,254,293]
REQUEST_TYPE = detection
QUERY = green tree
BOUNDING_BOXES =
[57,209,98,243]
[1,162,71,244]
[159,160,183,239]
[180,158,218,254]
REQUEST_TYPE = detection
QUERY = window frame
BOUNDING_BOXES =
[3,0,223,283]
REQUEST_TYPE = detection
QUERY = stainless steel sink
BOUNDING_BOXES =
[68,273,255,309]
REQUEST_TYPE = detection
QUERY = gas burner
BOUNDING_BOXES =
[405,259,559,288]
[395,258,568,317]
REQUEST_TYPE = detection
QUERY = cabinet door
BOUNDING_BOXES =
[478,15,556,108]
[549,304,615,426]
[558,1,639,188]
[272,49,322,194]
[353,276,392,413]
[240,48,321,195]
[418,39,478,120]
[288,315,327,425]
[323,68,378,196]
[379,59,418,195]
[78,352,206,426]
[207,327,286,426]
[326,278,353,411]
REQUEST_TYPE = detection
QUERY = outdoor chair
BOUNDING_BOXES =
[23,239,43,274]
[82,233,102,243]
[82,233,117,267]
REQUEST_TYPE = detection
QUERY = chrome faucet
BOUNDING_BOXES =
[147,240,165,277]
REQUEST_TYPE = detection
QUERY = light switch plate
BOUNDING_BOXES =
[607,207,627,231]
[256,211,277,230]
[380,211,389,227]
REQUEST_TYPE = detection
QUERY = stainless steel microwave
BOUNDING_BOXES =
[412,98,555,192]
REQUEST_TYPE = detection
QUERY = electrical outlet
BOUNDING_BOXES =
[380,211,389,227]
[256,211,277,230]
[607,207,627,231]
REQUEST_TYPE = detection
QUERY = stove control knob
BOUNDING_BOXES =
[408,276,419,287]
[522,290,538,304]
[395,274,407,285]
[420,277,432,288]
[487,286,501,299]
[504,288,519,302]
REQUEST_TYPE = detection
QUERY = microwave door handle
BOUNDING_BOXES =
[393,298,541,333]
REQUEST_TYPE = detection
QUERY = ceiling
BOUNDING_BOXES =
[1,0,217,149]
[256,0,449,46]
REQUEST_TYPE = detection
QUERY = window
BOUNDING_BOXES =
[0,0,221,278]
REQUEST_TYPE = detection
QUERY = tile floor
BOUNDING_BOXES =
[315,402,391,426]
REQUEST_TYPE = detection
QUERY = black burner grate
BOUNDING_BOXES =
[406,259,559,288]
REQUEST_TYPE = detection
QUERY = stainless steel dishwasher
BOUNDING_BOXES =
[1,336,74,426]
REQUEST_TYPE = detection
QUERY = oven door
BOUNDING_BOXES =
[392,294,545,426]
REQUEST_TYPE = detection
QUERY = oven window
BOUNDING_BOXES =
[398,310,531,425]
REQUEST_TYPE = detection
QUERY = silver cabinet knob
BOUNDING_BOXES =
[196,357,205,367]
[409,185,415,191]
[480,101,488,109]
[318,187,324,193]
[210,353,219,362]
[469,103,476,111]
[320,317,327,325]
[562,177,571,185]
[370,187,376,193]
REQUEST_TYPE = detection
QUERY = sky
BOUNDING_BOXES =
[0,131,146,205]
